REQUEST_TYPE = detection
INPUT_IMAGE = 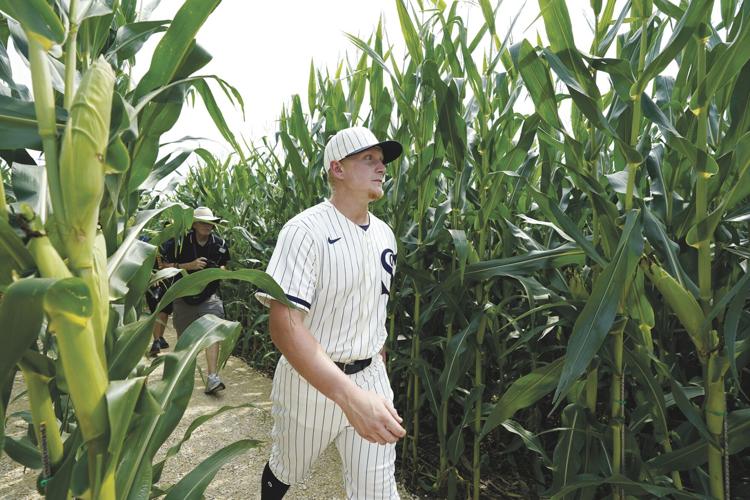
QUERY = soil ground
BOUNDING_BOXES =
[0,320,416,499]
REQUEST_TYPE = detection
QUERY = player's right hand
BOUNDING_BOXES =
[342,387,406,445]
[186,257,208,271]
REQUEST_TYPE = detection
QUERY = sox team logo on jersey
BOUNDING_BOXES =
[380,248,396,294]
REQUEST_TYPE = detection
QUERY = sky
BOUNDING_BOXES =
[9,0,714,165]
[139,0,600,156]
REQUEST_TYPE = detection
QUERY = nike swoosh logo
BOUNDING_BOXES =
[327,237,342,244]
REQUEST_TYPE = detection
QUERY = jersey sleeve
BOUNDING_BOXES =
[255,223,318,312]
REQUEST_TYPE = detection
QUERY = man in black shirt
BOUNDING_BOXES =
[161,206,230,394]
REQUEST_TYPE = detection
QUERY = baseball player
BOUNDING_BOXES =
[256,126,406,499]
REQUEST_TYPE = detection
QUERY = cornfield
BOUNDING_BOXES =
[3,0,750,499]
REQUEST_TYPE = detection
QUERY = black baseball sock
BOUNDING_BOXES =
[261,462,290,500]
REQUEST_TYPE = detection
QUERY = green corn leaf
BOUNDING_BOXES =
[152,403,258,483]
[553,210,643,406]
[510,40,562,129]
[501,419,552,465]
[631,0,715,97]
[0,0,65,48]
[482,357,564,438]
[647,409,750,474]
[722,274,750,385]
[396,0,422,65]
[116,315,243,498]
[551,473,704,498]
[686,132,750,247]
[669,378,718,447]
[106,377,148,466]
[0,95,66,150]
[551,403,586,491]
[543,49,641,164]
[107,20,170,61]
[691,11,750,112]
[3,435,42,469]
[624,346,669,442]
[538,0,576,53]
[642,207,698,295]
[438,314,480,403]
[462,244,584,282]
[0,214,34,287]
[526,184,607,267]
[133,0,221,100]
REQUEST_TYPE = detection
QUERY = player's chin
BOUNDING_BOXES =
[368,187,384,200]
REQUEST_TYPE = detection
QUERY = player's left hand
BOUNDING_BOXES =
[341,386,406,445]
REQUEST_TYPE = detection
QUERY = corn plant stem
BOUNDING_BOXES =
[611,15,649,499]
[18,367,64,469]
[439,238,458,487]
[611,323,626,497]
[64,0,79,110]
[584,366,598,493]
[412,287,421,472]
[695,39,711,312]
[472,164,490,500]
[706,350,726,500]
[0,178,7,216]
[472,312,487,500]
[27,36,65,222]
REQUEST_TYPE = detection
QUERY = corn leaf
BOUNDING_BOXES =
[116,315,242,498]
[691,12,750,111]
[553,210,643,406]
[0,0,65,48]
[107,20,169,61]
[510,40,562,130]
[647,409,750,474]
[482,357,564,437]
[3,435,41,469]
[133,0,221,100]
[0,215,34,287]
[538,0,576,53]
[438,314,481,403]
[551,473,704,498]
[152,403,258,483]
[624,346,669,443]
[396,0,422,65]
[550,403,586,492]
[106,377,147,467]
[631,0,714,97]
[463,244,584,282]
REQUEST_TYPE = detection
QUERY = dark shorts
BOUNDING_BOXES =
[146,285,173,315]
[172,294,225,336]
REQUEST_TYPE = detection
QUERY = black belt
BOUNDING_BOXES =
[334,357,372,375]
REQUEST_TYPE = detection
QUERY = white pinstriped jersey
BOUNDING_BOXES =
[257,200,397,362]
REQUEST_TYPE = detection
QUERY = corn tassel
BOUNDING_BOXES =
[59,57,115,271]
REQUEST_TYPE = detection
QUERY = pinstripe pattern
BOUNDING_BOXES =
[257,200,399,498]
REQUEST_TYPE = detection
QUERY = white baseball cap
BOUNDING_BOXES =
[323,127,403,170]
[193,206,221,224]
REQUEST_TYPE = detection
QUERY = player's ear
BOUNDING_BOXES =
[330,160,345,180]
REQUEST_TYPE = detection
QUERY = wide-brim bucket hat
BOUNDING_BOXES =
[193,206,222,224]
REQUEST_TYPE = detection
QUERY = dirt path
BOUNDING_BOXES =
[0,322,415,499]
